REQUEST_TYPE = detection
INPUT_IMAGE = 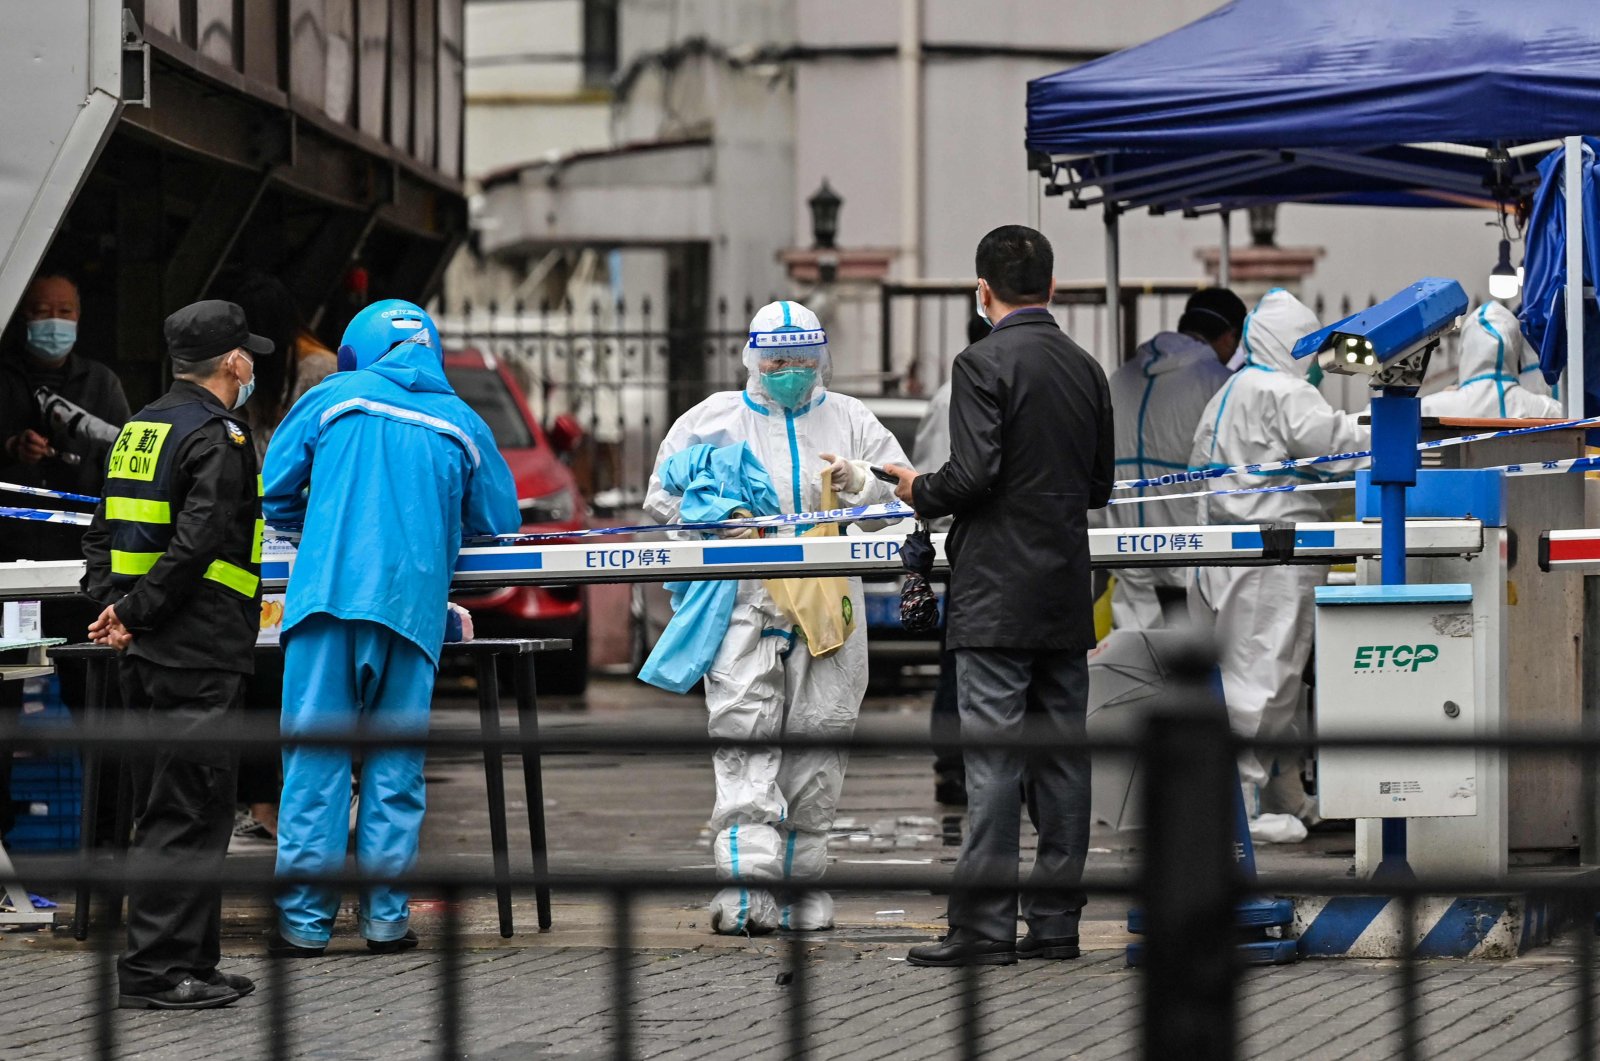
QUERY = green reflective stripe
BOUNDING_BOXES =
[203,560,259,597]
[251,519,264,564]
[110,550,162,576]
[256,474,264,497]
[105,497,172,524]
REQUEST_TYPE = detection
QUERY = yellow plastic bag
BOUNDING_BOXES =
[764,471,856,659]
[1093,574,1116,643]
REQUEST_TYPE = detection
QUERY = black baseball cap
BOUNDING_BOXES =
[164,299,275,363]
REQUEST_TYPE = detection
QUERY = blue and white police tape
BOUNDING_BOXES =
[484,476,1350,539]
[1106,479,1354,507]
[8,442,1600,535]
[0,506,92,526]
[1109,449,1600,509]
[1111,413,1600,493]
[0,481,100,504]
[477,501,918,543]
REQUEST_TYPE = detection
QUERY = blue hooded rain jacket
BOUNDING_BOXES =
[261,335,520,663]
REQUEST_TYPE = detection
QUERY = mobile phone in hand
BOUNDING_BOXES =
[870,465,900,484]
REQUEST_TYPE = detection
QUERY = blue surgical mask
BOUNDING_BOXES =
[25,318,76,361]
[762,366,818,410]
[232,355,257,409]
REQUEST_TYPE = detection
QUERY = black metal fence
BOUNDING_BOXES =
[437,295,762,507]
[878,279,1208,387]
[434,285,1477,509]
[433,285,1214,506]
[7,640,1600,1060]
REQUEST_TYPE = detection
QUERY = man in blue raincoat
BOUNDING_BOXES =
[261,300,519,956]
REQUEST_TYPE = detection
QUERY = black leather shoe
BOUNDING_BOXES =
[266,930,325,958]
[1017,932,1080,960]
[203,970,257,996]
[367,929,419,954]
[118,976,240,1010]
[906,929,1016,967]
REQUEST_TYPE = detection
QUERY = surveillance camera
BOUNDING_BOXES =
[1292,278,1469,390]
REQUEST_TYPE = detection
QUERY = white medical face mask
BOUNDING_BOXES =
[974,287,990,324]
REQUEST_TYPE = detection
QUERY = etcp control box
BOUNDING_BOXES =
[1314,584,1477,819]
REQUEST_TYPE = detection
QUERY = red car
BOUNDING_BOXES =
[443,349,589,694]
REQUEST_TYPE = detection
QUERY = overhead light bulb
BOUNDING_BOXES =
[1489,238,1520,300]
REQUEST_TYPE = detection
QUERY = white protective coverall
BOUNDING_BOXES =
[1103,332,1232,629]
[1189,290,1370,787]
[1422,302,1564,419]
[911,380,953,532]
[644,301,907,934]
[911,380,951,472]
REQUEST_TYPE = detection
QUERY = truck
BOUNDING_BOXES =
[1,0,467,407]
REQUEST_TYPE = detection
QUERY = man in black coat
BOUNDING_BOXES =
[887,225,1114,967]
[0,273,130,841]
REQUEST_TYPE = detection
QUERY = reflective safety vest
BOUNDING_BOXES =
[103,402,264,598]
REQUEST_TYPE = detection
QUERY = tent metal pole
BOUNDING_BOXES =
[1565,135,1585,418]
[1219,212,1232,287]
[1105,205,1122,366]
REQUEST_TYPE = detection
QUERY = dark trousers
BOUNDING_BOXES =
[949,647,1090,943]
[930,644,962,778]
[117,658,242,995]
[237,657,283,806]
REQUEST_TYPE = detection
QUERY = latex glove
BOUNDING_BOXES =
[718,508,759,539]
[818,453,867,494]
[445,602,475,642]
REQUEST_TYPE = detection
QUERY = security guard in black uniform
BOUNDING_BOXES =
[80,300,273,1010]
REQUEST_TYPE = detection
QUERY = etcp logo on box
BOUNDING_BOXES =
[1352,644,1439,672]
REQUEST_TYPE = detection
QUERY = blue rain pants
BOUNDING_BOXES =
[275,612,436,947]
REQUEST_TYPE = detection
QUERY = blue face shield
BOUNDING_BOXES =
[749,320,827,409]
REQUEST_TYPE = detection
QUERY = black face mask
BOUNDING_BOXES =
[899,522,941,633]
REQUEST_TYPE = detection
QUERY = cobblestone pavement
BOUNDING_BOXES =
[2,679,1588,1059]
[1,938,1595,1060]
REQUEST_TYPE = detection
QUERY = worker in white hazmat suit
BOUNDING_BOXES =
[1520,337,1557,402]
[1189,289,1369,836]
[1102,288,1243,630]
[644,300,908,934]
[1422,302,1563,419]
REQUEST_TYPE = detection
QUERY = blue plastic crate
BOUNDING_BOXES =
[11,754,82,789]
[18,674,72,726]
[6,813,80,852]
[6,752,83,852]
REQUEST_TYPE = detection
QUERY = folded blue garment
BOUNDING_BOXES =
[638,443,778,693]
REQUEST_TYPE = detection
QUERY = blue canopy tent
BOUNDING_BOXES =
[1025,0,1600,410]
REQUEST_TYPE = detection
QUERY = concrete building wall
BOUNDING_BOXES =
[460,0,1512,392]
[464,0,612,175]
